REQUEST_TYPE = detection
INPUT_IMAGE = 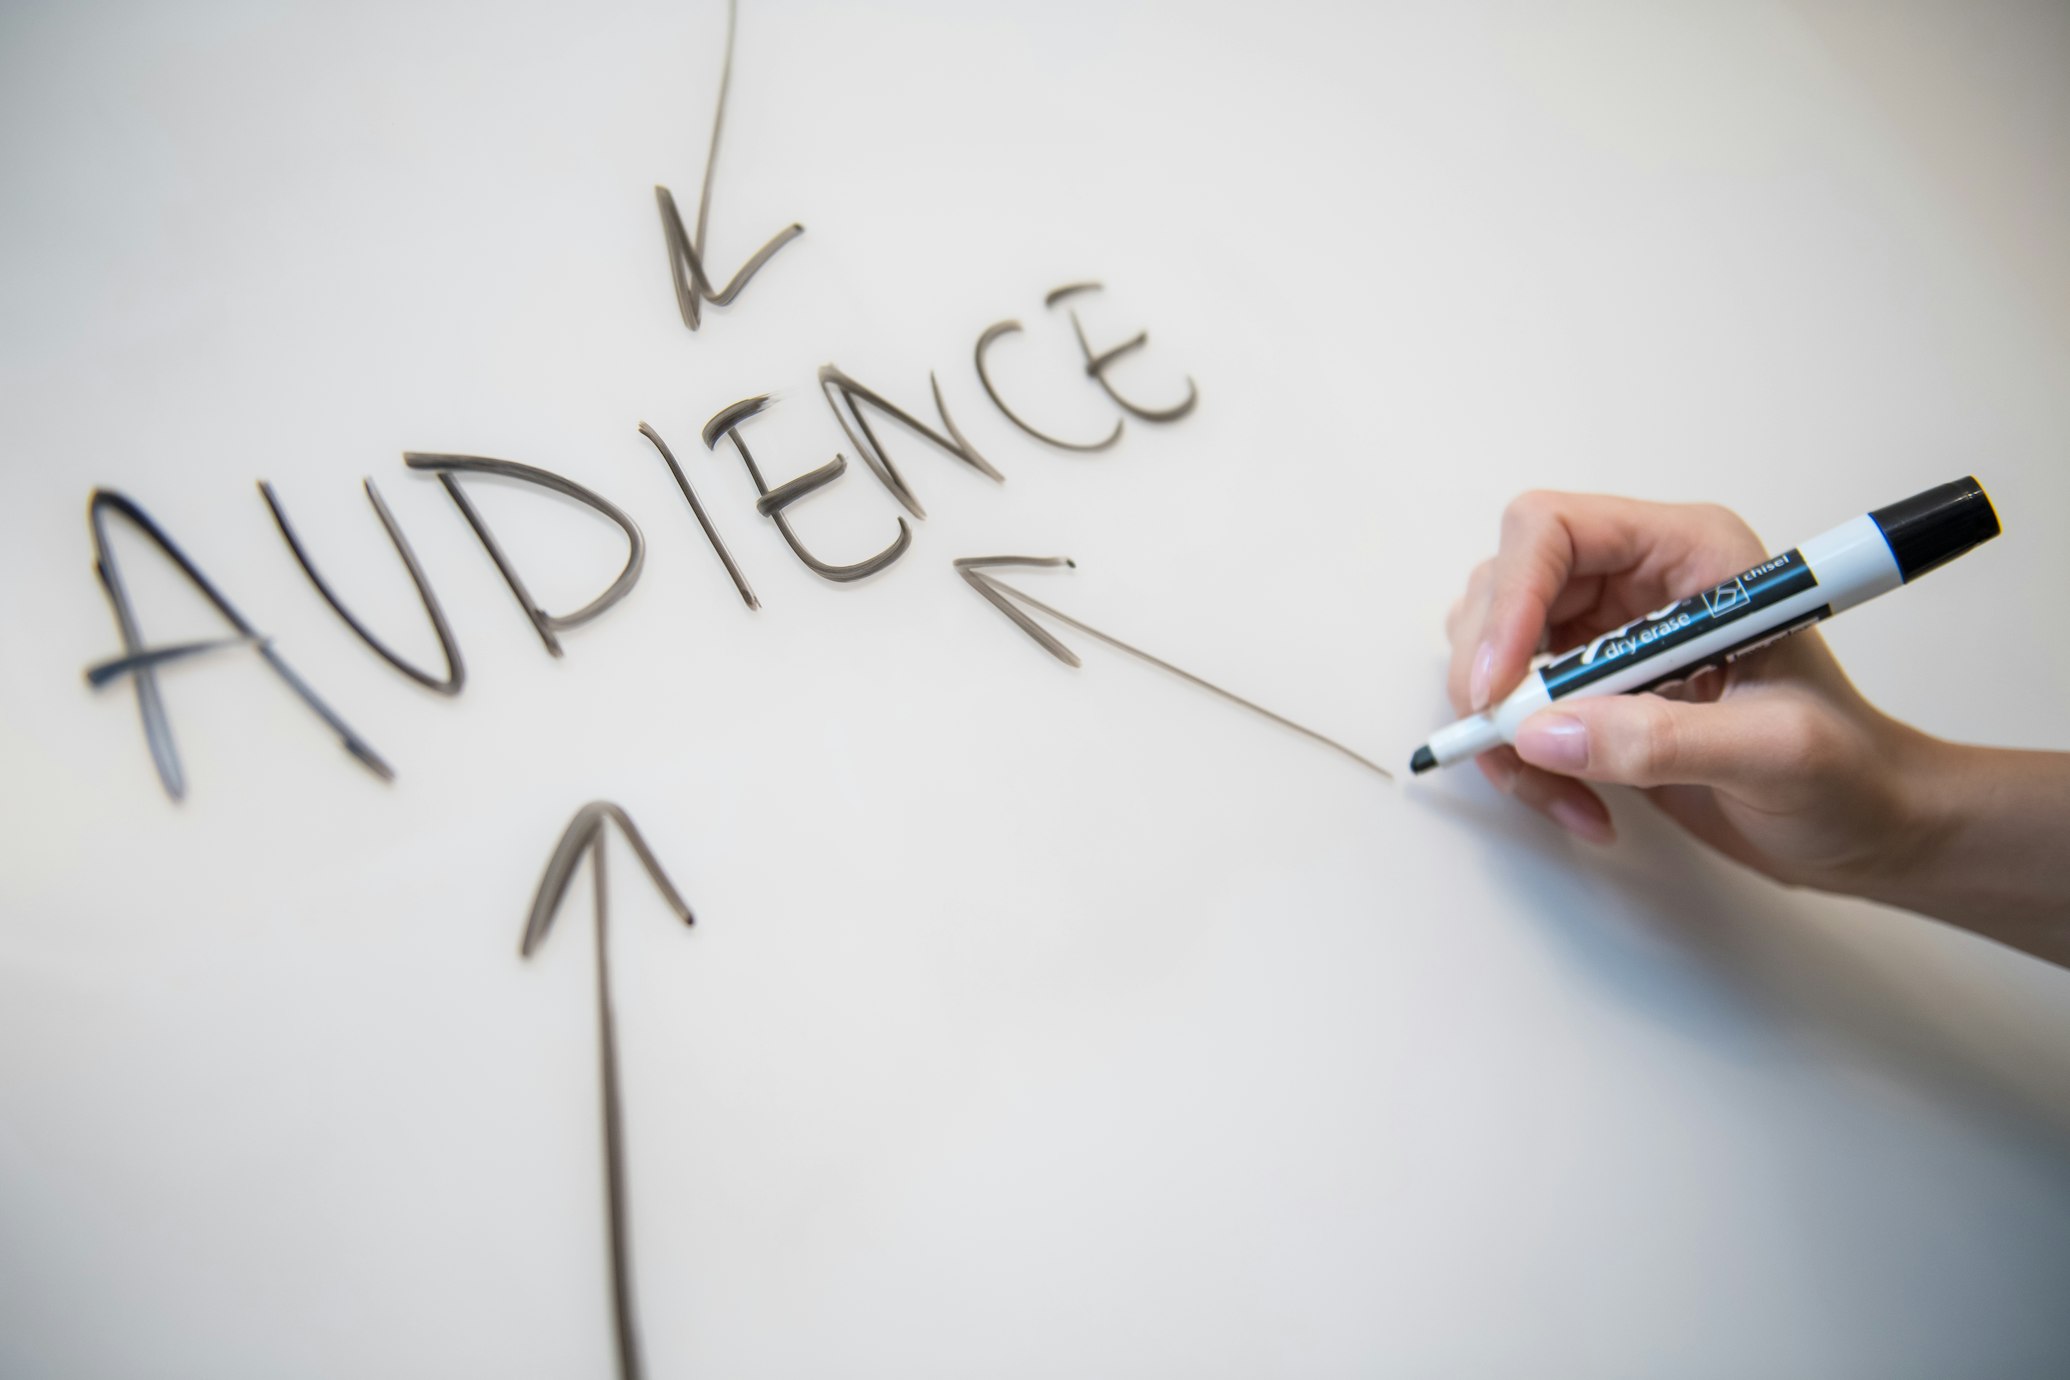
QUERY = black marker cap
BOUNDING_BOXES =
[1868,476,2000,583]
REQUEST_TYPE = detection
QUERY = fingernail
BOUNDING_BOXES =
[1469,642,1495,711]
[1516,713,1588,772]
[1550,796,1614,845]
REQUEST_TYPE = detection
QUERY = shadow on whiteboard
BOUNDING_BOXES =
[1418,780,2070,1162]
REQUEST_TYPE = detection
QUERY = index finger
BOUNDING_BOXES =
[1471,492,1763,710]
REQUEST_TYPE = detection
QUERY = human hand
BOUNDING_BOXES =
[1443,492,1941,896]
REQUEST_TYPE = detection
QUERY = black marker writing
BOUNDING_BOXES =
[1050,281,1198,423]
[259,478,466,694]
[83,634,264,688]
[638,420,760,610]
[520,801,695,1380]
[957,556,1390,779]
[655,0,804,332]
[703,394,911,582]
[80,273,1195,790]
[405,453,646,658]
[818,363,1002,520]
[974,319,1124,453]
[84,490,393,799]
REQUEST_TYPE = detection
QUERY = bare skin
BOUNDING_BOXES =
[1444,491,2070,968]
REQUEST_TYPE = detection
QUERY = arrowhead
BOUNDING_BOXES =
[949,557,1393,781]
[521,801,694,958]
[954,556,1081,667]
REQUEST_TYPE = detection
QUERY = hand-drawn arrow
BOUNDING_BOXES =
[955,557,1393,780]
[521,802,696,1380]
[655,0,804,332]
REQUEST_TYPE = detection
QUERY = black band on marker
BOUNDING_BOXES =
[1537,548,1817,699]
[1629,605,1830,696]
[1869,476,1999,583]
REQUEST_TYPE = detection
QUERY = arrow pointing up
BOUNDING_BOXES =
[954,558,1393,781]
[521,802,694,1380]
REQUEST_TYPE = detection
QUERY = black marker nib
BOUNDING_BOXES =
[1409,745,1436,775]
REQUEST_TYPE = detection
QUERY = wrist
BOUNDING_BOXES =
[1850,734,2070,965]
[1860,730,1970,907]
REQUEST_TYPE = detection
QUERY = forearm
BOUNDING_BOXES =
[1863,740,2070,966]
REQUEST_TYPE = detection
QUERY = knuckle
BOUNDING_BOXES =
[1696,502,1764,558]
[1627,698,1682,785]
[1773,700,1838,775]
[1508,763,1559,809]
[1501,490,1557,535]
[1477,752,1518,794]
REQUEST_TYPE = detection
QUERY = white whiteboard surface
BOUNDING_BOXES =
[3,1,2068,1376]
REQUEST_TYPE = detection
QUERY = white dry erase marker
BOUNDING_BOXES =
[1409,476,2001,775]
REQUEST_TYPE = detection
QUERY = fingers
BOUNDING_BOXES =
[1445,559,1495,715]
[1512,689,1831,805]
[1545,573,1607,630]
[1439,491,1781,846]
[1469,493,1767,711]
[1476,746,1616,844]
[1474,492,1583,709]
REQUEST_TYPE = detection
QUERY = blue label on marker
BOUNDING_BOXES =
[1540,548,1818,698]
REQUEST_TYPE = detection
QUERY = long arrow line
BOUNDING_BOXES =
[957,558,1393,781]
[522,802,695,1380]
[655,0,803,330]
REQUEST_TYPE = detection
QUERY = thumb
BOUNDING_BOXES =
[1512,692,1816,800]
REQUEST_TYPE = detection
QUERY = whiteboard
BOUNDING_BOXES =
[3,1,2068,1375]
